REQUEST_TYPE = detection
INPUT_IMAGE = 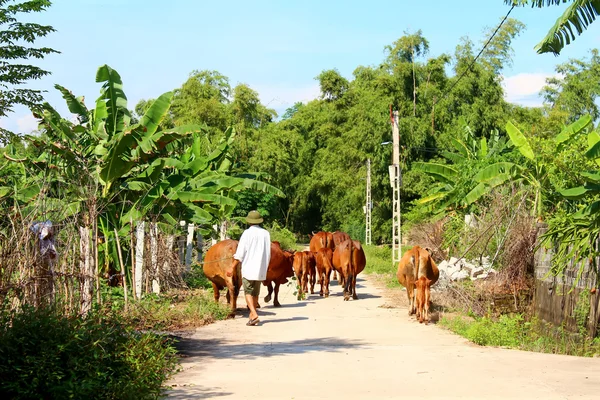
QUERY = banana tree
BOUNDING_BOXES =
[540,125,600,279]
[415,123,515,213]
[504,115,593,217]
[8,64,285,294]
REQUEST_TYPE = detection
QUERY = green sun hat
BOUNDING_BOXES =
[246,210,263,224]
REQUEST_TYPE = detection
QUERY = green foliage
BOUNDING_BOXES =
[184,265,214,289]
[0,305,178,399]
[0,0,59,139]
[362,245,411,288]
[508,0,600,55]
[540,122,600,279]
[440,314,525,347]
[541,49,600,123]
[121,291,229,331]
[574,289,591,336]
[267,221,297,251]
[440,313,600,356]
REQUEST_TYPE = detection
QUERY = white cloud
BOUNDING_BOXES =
[501,72,560,107]
[16,113,39,134]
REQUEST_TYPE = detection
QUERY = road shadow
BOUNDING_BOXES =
[174,336,367,361]
[261,316,309,324]
[166,384,232,399]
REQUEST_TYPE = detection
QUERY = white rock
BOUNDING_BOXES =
[449,257,461,266]
[435,269,451,289]
[437,260,450,273]
[462,261,475,274]
[451,269,470,282]
[471,266,485,278]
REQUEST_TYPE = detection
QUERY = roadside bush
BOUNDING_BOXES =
[123,290,229,331]
[267,221,297,250]
[0,305,178,400]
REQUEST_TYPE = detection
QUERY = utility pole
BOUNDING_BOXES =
[390,110,402,264]
[365,158,372,245]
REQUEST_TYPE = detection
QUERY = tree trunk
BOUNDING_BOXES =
[79,226,92,315]
[135,221,145,299]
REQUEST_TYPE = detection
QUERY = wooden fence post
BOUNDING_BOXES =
[135,221,145,299]
[79,226,92,314]
[196,230,203,263]
[150,222,160,294]
[114,228,128,311]
[185,223,194,271]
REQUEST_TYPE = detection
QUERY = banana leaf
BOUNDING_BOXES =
[506,121,535,160]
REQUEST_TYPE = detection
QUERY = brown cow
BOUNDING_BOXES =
[396,245,439,318]
[415,276,433,323]
[292,251,317,300]
[309,231,333,252]
[315,247,334,297]
[331,231,351,280]
[203,239,241,316]
[306,251,317,294]
[332,231,351,248]
[333,239,366,301]
[263,242,294,307]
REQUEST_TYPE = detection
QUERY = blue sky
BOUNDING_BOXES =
[2,0,600,133]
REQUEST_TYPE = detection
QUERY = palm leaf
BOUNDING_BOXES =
[533,0,600,55]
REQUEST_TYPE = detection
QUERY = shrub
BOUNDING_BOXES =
[184,264,214,289]
[0,305,178,399]
[123,290,230,331]
[267,221,297,250]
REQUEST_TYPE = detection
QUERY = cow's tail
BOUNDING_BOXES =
[412,249,420,279]
[346,240,355,296]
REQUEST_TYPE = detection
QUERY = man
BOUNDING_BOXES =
[227,210,271,326]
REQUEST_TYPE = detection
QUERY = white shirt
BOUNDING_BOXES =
[233,225,271,281]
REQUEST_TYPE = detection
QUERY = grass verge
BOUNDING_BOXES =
[363,245,411,288]
[439,314,600,357]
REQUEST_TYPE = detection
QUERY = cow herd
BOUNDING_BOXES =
[202,232,438,324]
[201,231,366,316]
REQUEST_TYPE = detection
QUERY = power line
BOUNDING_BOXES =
[435,4,516,105]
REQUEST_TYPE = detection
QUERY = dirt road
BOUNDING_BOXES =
[167,276,600,399]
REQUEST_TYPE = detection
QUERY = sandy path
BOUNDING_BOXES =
[167,276,600,399]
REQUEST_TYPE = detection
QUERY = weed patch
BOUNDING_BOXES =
[440,313,600,357]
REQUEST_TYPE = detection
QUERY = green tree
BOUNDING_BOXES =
[171,70,230,132]
[541,49,600,124]
[0,0,58,140]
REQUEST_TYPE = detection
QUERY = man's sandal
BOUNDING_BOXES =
[246,317,260,326]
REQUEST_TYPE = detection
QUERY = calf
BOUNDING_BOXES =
[315,247,334,297]
[397,246,439,318]
[415,276,433,323]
